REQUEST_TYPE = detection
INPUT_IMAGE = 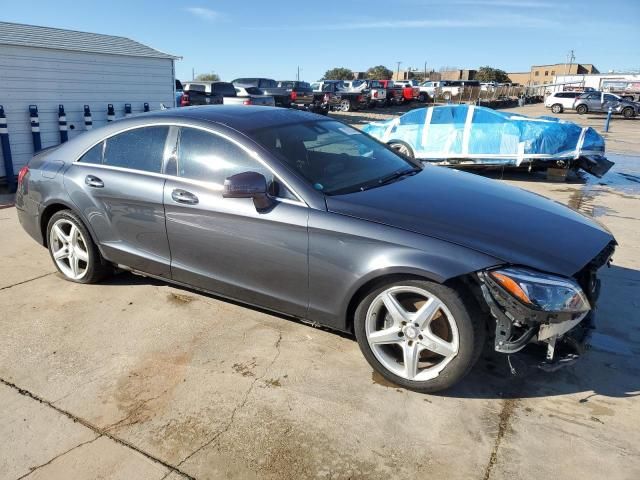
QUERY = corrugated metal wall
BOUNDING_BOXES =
[0,44,175,178]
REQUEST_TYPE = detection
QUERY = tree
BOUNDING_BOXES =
[195,72,220,81]
[476,66,509,83]
[366,65,393,80]
[322,67,354,80]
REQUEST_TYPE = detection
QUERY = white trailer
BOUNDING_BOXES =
[0,21,179,182]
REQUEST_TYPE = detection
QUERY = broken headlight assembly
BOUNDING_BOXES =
[488,267,590,314]
[478,267,591,359]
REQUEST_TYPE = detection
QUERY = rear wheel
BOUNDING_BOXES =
[551,103,563,114]
[354,279,485,393]
[623,107,635,119]
[340,99,353,112]
[418,92,428,103]
[576,104,588,114]
[47,210,110,284]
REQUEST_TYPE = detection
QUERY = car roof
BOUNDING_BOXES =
[141,105,324,131]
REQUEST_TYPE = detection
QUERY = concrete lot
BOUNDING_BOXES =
[1,105,639,480]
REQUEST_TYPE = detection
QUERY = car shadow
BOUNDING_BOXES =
[102,263,639,400]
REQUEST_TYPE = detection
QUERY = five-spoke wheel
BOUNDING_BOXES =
[355,279,484,392]
[46,210,110,284]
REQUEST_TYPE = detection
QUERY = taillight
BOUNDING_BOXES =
[18,165,29,187]
[180,93,190,107]
[243,99,252,105]
[357,95,363,102]
[373,91,378,98]
[290,91,297,101]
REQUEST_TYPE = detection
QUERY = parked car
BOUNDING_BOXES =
[233,86,275,106]
[573,91,639,118]
[313,80,367,112]
[15,105,616,392]
[394,81,420,103]
[377,80,403,106]
[544,91,583,113]
[277,81,327,113]
[419,81,442,101]
[232,78,291,108]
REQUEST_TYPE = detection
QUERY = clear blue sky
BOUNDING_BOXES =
[2,0,639,81]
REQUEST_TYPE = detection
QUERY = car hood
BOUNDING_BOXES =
[325,166,615,277]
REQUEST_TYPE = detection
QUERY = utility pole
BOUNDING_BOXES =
[297,66,300,81]
[424,61,427,81]
[396,61,402,80]
[566,50,575,75]
[192,68,195,81]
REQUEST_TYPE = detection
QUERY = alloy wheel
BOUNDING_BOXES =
[365,286,459,381]
[390,143,413,158]
[49,219,90,280]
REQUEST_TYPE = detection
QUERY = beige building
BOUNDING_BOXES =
[508,63,599,86]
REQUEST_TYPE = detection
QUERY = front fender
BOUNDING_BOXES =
[307,209,502,331]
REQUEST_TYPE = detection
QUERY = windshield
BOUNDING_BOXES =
[249,120,419,195]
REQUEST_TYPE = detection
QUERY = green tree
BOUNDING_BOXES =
[476,66,509,83]
[366,65,393,80]
[195,72,220,81]
[322,67,354,80]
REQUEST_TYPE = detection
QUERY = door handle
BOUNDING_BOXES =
[171,189,199,205]
[85,175,104,188]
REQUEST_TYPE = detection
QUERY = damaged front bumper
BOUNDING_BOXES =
[477,241,615,370]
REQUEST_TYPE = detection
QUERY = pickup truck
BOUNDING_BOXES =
[376,80,404,106]
[311,80,367,112]
[394,80,420,102]
[182,81,275,107]
[179,82,224,107]
[232,78,292,108]
[341,80,387,108]
[277,81,327,113]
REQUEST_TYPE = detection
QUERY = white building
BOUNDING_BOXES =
[0,21,179,181]
[549,73,640,97]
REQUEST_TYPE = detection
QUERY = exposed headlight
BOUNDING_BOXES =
[488,267,590,313]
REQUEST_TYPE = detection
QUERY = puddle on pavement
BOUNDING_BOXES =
[587,153,640,196]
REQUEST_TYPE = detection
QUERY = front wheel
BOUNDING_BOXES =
[354,279,485,393]
[551,103,563,114]
[576,104,588,114]
[418,92,428,103]
[47,210,110,284]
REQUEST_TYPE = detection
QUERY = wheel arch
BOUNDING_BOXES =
[387,139,415,158]
[40,201,101,254]
[342,267,489,334]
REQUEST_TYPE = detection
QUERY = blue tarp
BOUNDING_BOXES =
[362,105,606,168]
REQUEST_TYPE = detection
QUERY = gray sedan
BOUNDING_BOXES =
[15,106,615,392]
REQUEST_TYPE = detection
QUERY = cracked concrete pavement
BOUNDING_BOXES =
[1,109,639,479]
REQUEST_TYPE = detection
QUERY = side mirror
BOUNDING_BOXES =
[223,171,273,210]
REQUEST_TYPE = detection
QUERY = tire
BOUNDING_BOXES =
[442,91,452,102]
[340,99,352,112]
[418,93,428,103]
[551,104,563,114]
[47,210,111,284]
[354,278,485,393]
[576,104,588,115]
[389,141,414,159]
[623,107,635,119]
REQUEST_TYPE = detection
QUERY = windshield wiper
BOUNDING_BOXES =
[373,167,420,188]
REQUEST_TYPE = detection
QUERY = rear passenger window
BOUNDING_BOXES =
[103,127,169,173]
[79,142,104,164]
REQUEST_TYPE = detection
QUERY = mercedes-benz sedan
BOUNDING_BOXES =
[16,106,616,392]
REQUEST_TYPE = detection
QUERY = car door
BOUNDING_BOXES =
[64,126,173,277]
[163,125,309,317]
[602,94,620,112]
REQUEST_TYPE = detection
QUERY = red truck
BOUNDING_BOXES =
[394,80,421,102]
